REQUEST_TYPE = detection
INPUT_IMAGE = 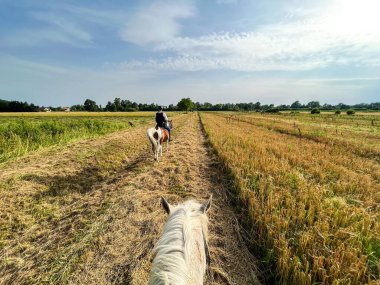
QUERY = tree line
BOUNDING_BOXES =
[70,98,380,112]
[0,99,39,112]
[1,98,379,112]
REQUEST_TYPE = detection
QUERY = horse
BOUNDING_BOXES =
[148,196,212,285]
[147,120,173,162]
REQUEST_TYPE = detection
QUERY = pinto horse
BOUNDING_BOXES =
[147,120,173,162]
[148,196,212,285]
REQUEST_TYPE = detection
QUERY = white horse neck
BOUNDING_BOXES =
[149,201,208,285]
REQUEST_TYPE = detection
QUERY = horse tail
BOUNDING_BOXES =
[147,128,158,151]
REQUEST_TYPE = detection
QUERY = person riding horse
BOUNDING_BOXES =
[155,106,172,142]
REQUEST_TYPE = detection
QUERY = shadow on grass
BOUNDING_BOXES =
[22,151,150,198]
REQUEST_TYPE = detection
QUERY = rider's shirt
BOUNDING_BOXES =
[156,111,168,127]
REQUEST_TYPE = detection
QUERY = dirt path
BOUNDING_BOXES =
[68,113,261,285]
[1,113,261,285]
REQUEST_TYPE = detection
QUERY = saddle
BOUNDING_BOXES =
[153,127,169,143]
[159,128,169,143]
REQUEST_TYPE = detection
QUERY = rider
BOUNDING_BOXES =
[156,106,172,142]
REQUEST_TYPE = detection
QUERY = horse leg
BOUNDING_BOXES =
[156,142,161,161]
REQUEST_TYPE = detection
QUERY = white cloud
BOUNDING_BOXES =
[120,0,196,46]
[1,54,378,106]
[2,0,379,106]
[117,54,329,72]
[117,0,380,72]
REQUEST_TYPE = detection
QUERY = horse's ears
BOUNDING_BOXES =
[201,194,212,213]
[161,197,171,214]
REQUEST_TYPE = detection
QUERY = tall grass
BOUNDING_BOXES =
[218,112,380,159]
[0,111,157,117]
[0,116,150,163]
[200,112,380,285]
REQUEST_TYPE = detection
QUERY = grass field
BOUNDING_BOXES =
[0,112,158,163]
[0,112,261,285]
[218,112,380,159]
[200,112,380,284]
[0,111,157,117]
[0,111,379,284]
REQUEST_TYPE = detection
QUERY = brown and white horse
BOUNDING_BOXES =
[147,120,173,161]
[148,196,212,285]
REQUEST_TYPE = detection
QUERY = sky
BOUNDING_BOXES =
[0,0,379,107]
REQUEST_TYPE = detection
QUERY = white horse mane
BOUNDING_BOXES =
[149,198,211,285]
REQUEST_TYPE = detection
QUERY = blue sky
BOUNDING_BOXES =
[0,0,379,106]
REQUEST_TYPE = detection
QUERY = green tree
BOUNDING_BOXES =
[291,100,303,109]
[311,108,320,114]
[71,104,85,111]
[254,101,261,110]
[177,98,194,111]
[306,101,320,109]
[114,98,122,111]
[84,99,99,112]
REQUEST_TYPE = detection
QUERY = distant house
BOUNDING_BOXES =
[39,107,51,112]
[61,107,70,112]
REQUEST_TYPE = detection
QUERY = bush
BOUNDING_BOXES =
[265,108,280,113]
[311,108,320,114]
[346,109,355,115]
[335,110,341,115]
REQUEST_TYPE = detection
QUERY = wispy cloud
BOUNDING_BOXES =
[120,0,196,46]
[34,13,90,39]
[1,3,127,48]
[30,12,92,45]
[0,54,159,105]
[1,0,379,105]
[5,29,86,47]
[216,0,238,5]
[117,0,380,72]
[2,55,68,75]
[1,53,378,106]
